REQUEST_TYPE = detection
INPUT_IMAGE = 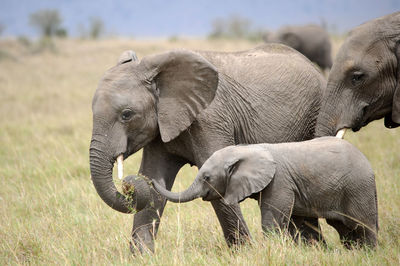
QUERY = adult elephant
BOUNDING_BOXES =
[264,24,333,71]
[316,12,400,137]
[89,44,325,253]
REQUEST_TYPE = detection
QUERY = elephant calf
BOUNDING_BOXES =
[153,137,378,248]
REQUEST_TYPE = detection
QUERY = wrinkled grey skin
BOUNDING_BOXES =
[89,44,325,253]
[264,24,333,71]
[316,12,400,137]
[154,137,378,248]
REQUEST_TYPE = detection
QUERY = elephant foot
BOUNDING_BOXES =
[129,229,155,254]
[225,230,252,247]
[130,209,159,254]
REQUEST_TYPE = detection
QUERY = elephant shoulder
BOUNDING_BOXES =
[198,44,298,62]
[250,43,299,55]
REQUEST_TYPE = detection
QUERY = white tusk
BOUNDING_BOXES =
[336,128,347,139]
[117,155,124,180]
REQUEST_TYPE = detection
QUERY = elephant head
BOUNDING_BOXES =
[153,146,276,205]
[89,49,218,213]
[316,12,400,136]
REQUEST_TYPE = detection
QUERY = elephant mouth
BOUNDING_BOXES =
[354,121,370,131]
[202,191,210,201]
[352,125,362,132]
[353,117,373,132]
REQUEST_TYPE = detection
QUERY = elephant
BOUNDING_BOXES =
[263,24,333,71]
[316,11,400,137]
[89,43,326,253]
[153,137,378,249]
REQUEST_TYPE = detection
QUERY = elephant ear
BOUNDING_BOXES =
[117,50,138,64]
[223,150,276,205]
[392,39,400,125]
[392,84,400,125]
[140,50,219,142]
[385,39,400,128]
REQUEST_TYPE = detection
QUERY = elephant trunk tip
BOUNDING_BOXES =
[122,174,153,212]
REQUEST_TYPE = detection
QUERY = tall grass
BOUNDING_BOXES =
[0,38,399,265]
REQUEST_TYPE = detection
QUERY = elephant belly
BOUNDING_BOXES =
[292,201,320,218]
[292,196,337,219]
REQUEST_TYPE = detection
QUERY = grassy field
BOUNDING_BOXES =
[0,37,399,265]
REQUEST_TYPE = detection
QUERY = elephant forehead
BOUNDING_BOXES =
[211,146,239,160]
[93,85,153,114]
[100,61,143,86]
[342,59,355,72]
[100,72,139,90]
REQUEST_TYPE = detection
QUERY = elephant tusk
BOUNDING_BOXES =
[336,128,347,139]
[117,155,124,180]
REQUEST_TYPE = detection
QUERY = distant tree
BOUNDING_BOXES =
[55,28,68,38]
[29,9,66,38]
[0,23,4,36]
[209,18,226,38]
[209,15,255,39]
[88,17,105,39]
[227,15,251,38]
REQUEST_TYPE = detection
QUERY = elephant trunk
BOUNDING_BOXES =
[90,137,152,213]
[153,178,204,203]
[315,109,337,137]
[315,85,341,137]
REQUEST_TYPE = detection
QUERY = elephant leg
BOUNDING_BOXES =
[260,188,294,235]
[327,218,377,249]
[351,224,377,248]
[130,140,186,253]
[288,216,325,244]
[189,135,252,247]
[326,218,362,249]
[210,200,251,246]
[261,207,291,234]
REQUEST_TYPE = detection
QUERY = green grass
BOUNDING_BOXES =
[0,38,399,265]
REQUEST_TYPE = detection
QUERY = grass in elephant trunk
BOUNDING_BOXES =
[0,37,399,265]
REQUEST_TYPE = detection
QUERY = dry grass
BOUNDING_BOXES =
[0,37,399,265]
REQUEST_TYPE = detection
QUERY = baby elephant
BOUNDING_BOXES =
[153,137,378,248]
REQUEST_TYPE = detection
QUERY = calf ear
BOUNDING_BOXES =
[223,151,276,205]
[140,50,218,142]
[117,50,138,64]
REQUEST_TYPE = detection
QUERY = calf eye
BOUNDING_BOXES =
[351,71,364,85]
[121,109,134,121]
[203,175,210,182]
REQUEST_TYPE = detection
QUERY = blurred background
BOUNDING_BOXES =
[1,0,399,40]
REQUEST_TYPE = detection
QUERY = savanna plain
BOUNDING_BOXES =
[0,37,399,265]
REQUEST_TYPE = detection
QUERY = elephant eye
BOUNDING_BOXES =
[121,109,134,121]
[203,175,210,182]
[351,71,365,86]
